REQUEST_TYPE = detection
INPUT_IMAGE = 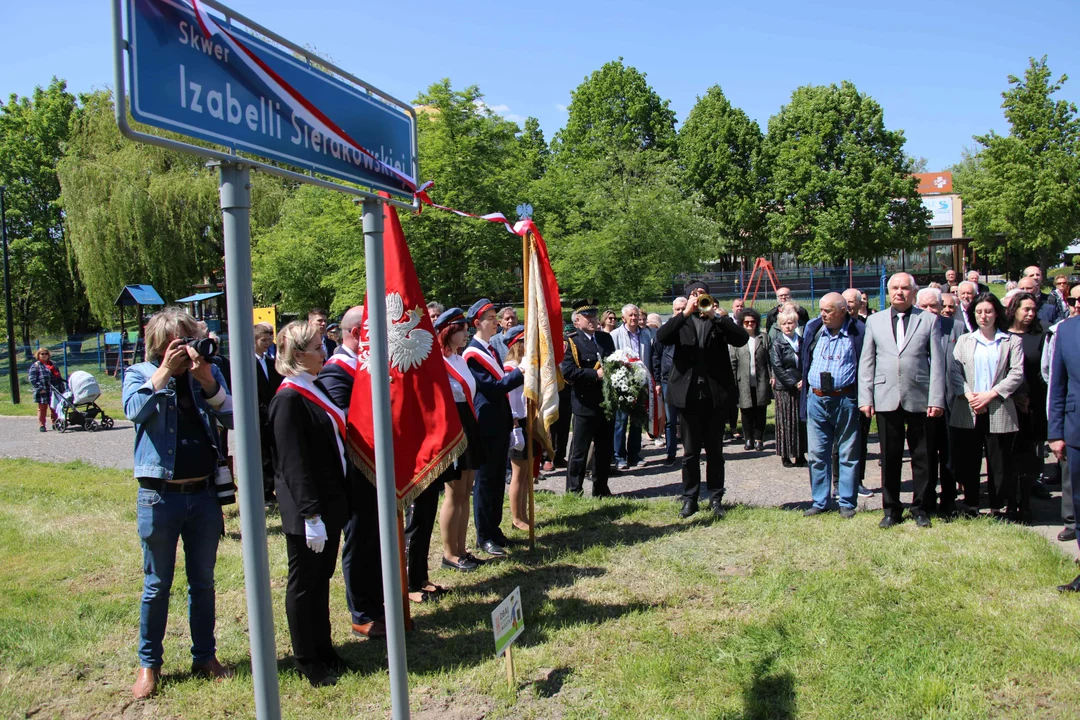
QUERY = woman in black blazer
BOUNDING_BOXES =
[268,321,351,687]
[769,308,807,467]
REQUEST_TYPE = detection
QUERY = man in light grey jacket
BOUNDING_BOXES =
[859,273,946,528]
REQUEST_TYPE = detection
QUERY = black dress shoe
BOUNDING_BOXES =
[664,455,679,467]
[679,498,698,518]
[1032,481,1052,500]
[709,498,726,519]
[795,456,807,467]
[1058,528,1077,542]
[1057,574,1080,593]
[756,441,764,452]
[480,540,507,557]
[879,515,902,529]
[319,650,350,674]
[593,487,613,498]
[744,440,753,451]
[803,506,826,517]
[297,660,338,688]
[839,507,856,519]
[914,513,932,528]
[441,556,479,572]
[782,458,795,468]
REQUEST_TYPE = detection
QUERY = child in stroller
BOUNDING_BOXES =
[50,370,115,432]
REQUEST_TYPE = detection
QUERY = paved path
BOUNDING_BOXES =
[2,414,1076,560]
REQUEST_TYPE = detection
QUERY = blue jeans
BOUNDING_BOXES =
[663,382,679,459]
[614,409,642,466]
[137,485,223,668]
[806,393,861,510]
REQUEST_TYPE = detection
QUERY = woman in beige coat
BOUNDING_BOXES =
[730,308,771,451]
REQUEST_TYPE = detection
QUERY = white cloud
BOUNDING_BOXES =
[475,100,526,125]
[555,104,568,113]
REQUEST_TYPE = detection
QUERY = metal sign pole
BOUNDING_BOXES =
[361,197,411,720]
[218,161,282,720]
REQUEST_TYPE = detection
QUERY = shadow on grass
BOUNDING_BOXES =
[741,653,797,720]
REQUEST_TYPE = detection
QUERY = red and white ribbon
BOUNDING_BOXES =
[278,374,347,474]
[463,346,505,380]
[443,356,476,417]
[189,0,416,193]
[414,181,515,233]
[325,353,357,378]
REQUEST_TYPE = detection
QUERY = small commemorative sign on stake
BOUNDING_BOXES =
[492,587,524,688]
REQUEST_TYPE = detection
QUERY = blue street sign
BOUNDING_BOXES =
[126,0,416,199]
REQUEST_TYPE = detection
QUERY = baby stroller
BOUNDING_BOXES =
[51,370,115,432]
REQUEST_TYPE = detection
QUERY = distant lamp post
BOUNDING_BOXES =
[0,186,19,404]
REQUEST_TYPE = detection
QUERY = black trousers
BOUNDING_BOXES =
[474,428,510,546]
[404,480,441,591]
[925,414,954,509]
[680,396,727,501]
[728,402,740,434]
[284,529,341,669]
[341,478,383,625]
[741,387,767,441]
[567,413,613,495]
[553,387,572,464]
[878,409,932,517]
[951,415,1016,510]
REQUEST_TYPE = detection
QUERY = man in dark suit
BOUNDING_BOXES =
[916,288,964,515]
[308,308,337,359]
[316,305,385,640]
[657,281,749,518]
[561,299,617,497]
[1049,314,1080,592]
[464,298,524,557]
[255,323,282,504]
[652,296,686,466]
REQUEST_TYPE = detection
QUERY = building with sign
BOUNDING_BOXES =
[899,171,968,276]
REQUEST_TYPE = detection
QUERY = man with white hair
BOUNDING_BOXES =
[799,293,866,517]
[941,293,958,318]
[956,281,977,332]
[842,288,864,321]
[967,270,989,294]
[766,287,810,331]
[859,273,946,528]
[610,303,652,469]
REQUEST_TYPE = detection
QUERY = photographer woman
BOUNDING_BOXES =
[269,321,351,687]
[29,348,64,432]
[121,308,234,700]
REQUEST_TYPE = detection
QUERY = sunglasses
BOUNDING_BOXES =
[1069,297,1080,306]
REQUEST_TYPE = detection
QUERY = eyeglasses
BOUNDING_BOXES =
[1068,297,1080,306]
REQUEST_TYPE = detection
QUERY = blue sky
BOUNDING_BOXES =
[3,0,1077,172]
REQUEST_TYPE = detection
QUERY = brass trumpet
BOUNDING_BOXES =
[696,293,714,315]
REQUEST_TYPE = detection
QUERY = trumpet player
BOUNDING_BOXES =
[657,281,750,519]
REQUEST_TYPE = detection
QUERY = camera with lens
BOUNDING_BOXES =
[180,336,218,359]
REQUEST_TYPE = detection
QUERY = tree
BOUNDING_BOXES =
[553,59,676,158]
[517,117,549,182]
[678,85,766,256]
[955,56,1080,269]
[403,80,526,304]
[534,150,714,303]
[57,91,288,325]
[0,78,84,343]
[761,81,930,264]
[252,184,365,315]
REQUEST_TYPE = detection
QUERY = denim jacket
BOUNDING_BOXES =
[122,361,234,480]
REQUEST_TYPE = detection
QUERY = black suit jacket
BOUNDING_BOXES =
[256,355,283,414]
[656,313,749,410]
[769,333,802,392]
[561,330,616,417]
[268,387,350,535]
[466,339,524,438]
[318,347,357,411]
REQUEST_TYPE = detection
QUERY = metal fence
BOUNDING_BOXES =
[675,264,890,313]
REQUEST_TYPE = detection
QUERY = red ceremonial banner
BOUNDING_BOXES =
[347,200,465,509]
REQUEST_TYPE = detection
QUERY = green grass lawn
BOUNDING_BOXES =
[2,459,1080,718]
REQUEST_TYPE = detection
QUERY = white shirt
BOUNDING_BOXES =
[255,352,268,379]
[972,330,1007,393]
[505,360,526,419]
[444,353,476,405]
[747,335,758,387]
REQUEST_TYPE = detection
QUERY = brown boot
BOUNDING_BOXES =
[191,657,234,681]
[131,667,160,699]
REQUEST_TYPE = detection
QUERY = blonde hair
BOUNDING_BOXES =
[274,321,320,377]
[145,307,199,361]
[504,340,525,364]
[777,309,799,326]
[35,348,52,360]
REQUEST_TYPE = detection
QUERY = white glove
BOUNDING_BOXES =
[510,427,525,451]
[304,516,327,553]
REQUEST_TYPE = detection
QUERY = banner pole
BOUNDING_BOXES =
[362,197,411,720]
[218,161,281,720]
[522,231,536,550]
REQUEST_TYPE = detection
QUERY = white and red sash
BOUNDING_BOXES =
[463,344,505,380]
[325,353,358,378]
[443,355,476,416]
[278,373,347,474]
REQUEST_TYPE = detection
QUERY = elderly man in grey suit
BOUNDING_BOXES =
[859,273,946,528]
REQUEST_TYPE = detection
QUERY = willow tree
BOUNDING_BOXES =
[58,90,290,325]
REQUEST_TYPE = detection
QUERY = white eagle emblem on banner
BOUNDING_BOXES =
[359,293,433,374]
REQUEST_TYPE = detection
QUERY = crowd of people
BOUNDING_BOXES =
[118,263,1080,698]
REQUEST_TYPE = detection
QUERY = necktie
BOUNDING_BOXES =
[487,344,501,364]
[896,312,906,350]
